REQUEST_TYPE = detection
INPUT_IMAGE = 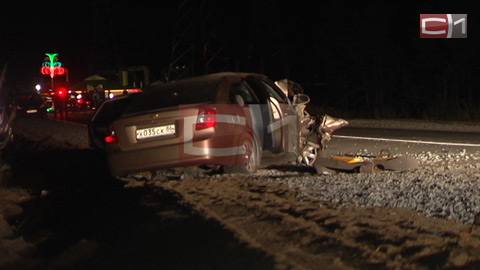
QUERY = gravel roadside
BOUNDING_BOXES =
[140,172,480,269]
[4,116,480,269]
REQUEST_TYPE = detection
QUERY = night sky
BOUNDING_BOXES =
[1,0,479,120]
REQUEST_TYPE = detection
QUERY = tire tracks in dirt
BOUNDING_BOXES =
[136,176,480,270]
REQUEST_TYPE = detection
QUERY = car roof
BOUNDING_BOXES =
[123,72,272,116]
[175,72,266,84]
[146,72,268,93]
[164,72,269,102]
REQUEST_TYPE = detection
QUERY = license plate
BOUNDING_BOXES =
[26,109,38,114]
[136,124,175,140]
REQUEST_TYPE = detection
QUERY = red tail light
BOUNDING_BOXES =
[57,87,67,98]
[105,125,118,143]
[195,106,217,130]
[105,136,118,143]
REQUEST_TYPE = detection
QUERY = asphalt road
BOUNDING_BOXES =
[48,110,93,125]
[52,111,480,157]
[323,126,480,160]
[336,126,480,145]
[59,110,480,146]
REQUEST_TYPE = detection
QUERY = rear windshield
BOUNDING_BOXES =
[92,94,140,123]
[124,80,219,115]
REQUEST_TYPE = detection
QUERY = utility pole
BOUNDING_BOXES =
[167,0,227,81]
[248,0,290,78]
[88,2,121,78]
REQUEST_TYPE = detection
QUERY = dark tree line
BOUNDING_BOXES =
[212,1,480,121]
[5,0,479,122]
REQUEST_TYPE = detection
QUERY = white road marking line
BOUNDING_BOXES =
[333,135,480,147]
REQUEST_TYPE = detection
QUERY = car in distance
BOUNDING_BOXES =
[14,91,47,117]
[104,72,308,177]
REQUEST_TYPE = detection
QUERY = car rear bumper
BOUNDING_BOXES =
[17,108,47,117]
[106,139,245,177]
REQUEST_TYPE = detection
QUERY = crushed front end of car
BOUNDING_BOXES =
[277,79,417,174]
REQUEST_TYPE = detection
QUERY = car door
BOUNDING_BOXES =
[245,77,292,153]
[260,78,298,154]
[229,82,264,147]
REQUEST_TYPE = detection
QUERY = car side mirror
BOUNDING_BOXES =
[293,94,310,105]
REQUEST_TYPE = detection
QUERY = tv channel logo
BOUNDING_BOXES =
[420,14,467,38]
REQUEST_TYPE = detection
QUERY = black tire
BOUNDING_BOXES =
[224,134,260,174]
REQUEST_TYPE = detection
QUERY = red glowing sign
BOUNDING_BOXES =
[41,66,66,78]
[41,53,67,78]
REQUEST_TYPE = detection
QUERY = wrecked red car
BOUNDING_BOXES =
[102,72,347,177]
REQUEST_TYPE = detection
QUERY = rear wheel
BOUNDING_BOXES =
[224,135,260,174]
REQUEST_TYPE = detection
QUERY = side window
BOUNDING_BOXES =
[246,78,287,104]
[230,82,258,105]
[260,79,287,104]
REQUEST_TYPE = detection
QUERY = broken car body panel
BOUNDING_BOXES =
[314,155,419,174]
